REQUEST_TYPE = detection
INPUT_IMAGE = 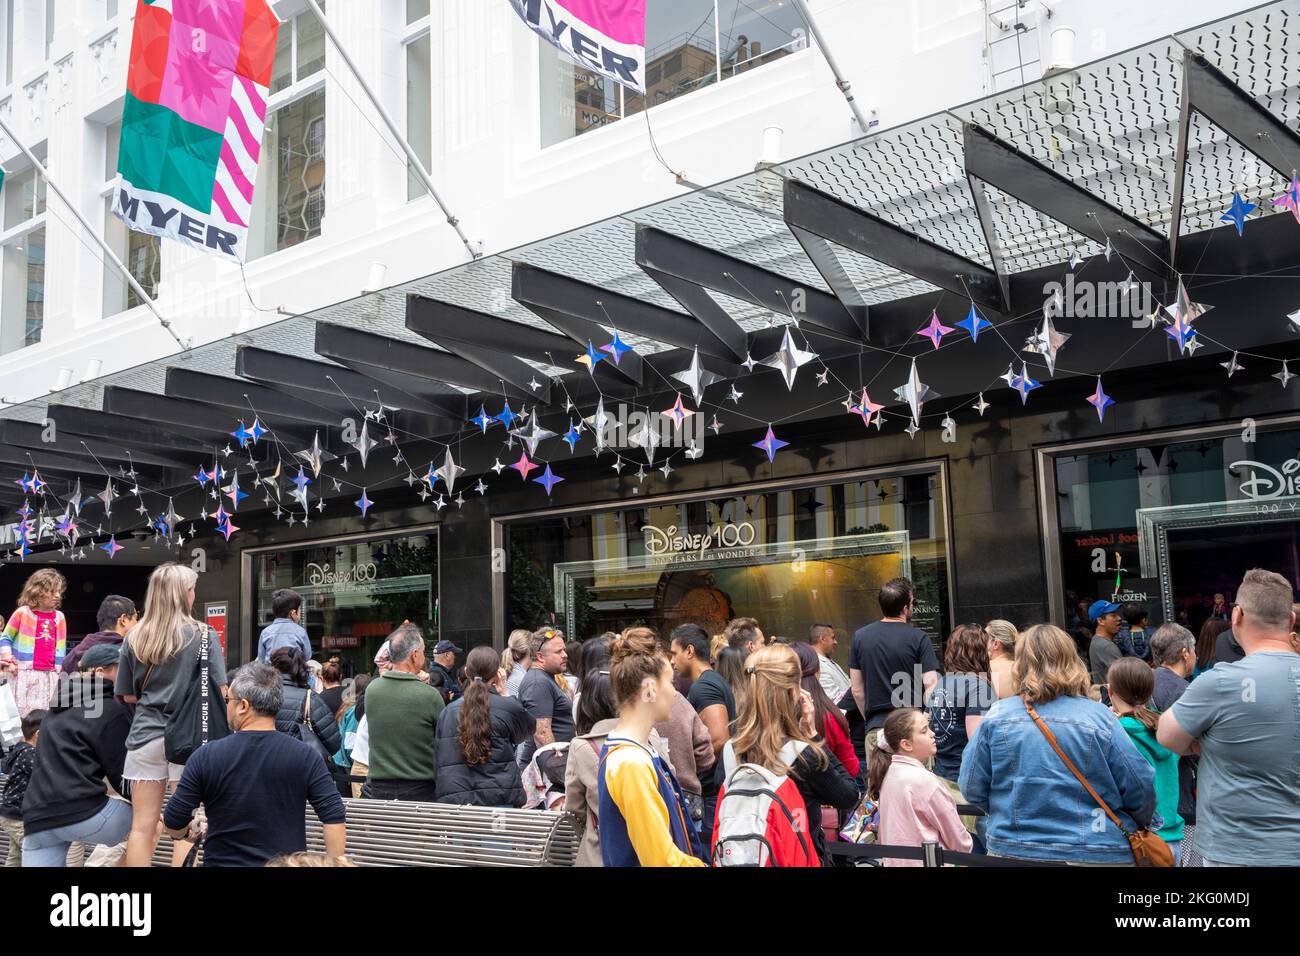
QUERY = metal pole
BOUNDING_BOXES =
[303,0,480,260]
[791,0,873,136]
[0,116,187,351]
[713,2,722,83]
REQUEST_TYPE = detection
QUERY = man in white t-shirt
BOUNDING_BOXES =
[809,623,851,706]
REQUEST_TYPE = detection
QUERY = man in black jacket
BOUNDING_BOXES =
[428,640,462,704]
[21,644,133,867]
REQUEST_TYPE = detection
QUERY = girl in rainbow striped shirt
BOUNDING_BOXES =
[1,569,68,716]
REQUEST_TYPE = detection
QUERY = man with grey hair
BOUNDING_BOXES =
[360,624,443,802]
[1158,569,1300,866]
[163,661,347,865]
[1148,623,1195,712]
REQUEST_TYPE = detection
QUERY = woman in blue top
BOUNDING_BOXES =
[959,624,1155,864]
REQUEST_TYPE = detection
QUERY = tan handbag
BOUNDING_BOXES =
[1022,696,1174,867]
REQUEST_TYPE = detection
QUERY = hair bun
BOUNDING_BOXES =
[611,627,659,663]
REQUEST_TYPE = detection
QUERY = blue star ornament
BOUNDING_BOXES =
[957,303,991,342]
[601,331,633,365]
[100,536,123,559]
[577,340,605,374]
[248,418,268,444]
[1011,365,1042,406]
[562,421,582,452]
[231,421,253,446]
[494,401,520,430]
[193,466,212,488]
[533,464,565,495]
[1086,378,1115,423]
[753,426,789,463]
[1219,191,1257,237]
[1165,319,1198,355]
[471,405,495,433]
[355,489,374,517]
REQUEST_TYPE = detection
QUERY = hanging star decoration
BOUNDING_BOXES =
[972,392,990,416]
[218,516,240,541]
[1274,360,1295,389]
[761,327,818,390]
[659,461,673,479]
[1286,307,1300,334]
[1068,248,1084,270]
[685,440,703,460]
[193,465,213,488]
[69,479,84,515]
[471,405,495,433]
[494,401,520,429]
[1220,352,1244,378]
[231,420,253,447]
[297,432,327,478]
[850,389,885,428]
[577,340,605,374]
[660,394,696,431]
[291,467,312,511]
[815,368,830,387]
[562,421,582,452]
[727,385,743,404]
[893,359,935,426]
[533,464,564,495]
[601,331,633,365]
[28,471,45,495]
[224,469,248,510]
[918,310,954,350]
[753,426,789,463]
[627,418,661,464]
[100,536,123,559]
[355,488,374,517]
[1220,191,1257,236]
[708,415,723,435]
[1086,378,1115,423]
[905,421,920,439]
[350,421,379,468]
[98,479,116,517]
[999,363,1018,389]
[1011,364,1042,405]
[1271,172,1300,225]
[474,479,488,496]
[957,303,991,343]
[1023,313,1071,376]
[491,458,506,475]
[671,347,721,405]
[434,449,465,495]
[510,412,557,457]
[585,398,611,452]
[511,452,539,481]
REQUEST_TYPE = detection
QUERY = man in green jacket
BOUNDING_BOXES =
[362,624,444,802]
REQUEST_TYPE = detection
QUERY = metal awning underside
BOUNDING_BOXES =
[3,1,1300,525]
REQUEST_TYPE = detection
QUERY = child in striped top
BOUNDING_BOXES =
[2,569,68,716]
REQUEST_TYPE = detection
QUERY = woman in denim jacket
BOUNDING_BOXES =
[959,624,1155,864]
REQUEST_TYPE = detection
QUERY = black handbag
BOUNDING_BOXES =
[163,626,229,764]
[296,689,335,766]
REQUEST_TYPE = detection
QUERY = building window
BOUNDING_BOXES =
[102,120,160,316]
[403,3,433,201]
[540,0,810,147]
[1,165,46,354]
[249,7,327,259]
[251,528,440,676]
[269,5,327,96]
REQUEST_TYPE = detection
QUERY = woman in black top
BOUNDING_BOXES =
[269,647,341,758]
[318,660,345,718]
[435,646,535,807]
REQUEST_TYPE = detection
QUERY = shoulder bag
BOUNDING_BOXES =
[1022,695,1173,867]
[163,626,230,764]
[296,689,335,765]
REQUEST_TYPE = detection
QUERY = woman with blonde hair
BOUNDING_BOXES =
[502,628,532,697]
[985,619,1018,699]
[1,569,68,716]
[715,645,858,865]
[115,563,228,867]
[959,624,1155,864]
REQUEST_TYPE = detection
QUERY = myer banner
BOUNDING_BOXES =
[509,0,646,93]
[113,0,280,263]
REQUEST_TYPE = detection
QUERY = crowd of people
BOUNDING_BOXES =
[1,563,1298,868]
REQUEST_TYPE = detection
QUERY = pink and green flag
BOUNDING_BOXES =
[113,0,280,262]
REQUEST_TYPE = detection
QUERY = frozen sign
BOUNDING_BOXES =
[1230,459,1300,500]
[508,0,647,93]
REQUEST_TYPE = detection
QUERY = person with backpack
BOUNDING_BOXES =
[713,645,858,866]
[0,710,44,866]
[269,647,342,768]
[595,629,703,867]
[566,663,674,865]
[867,708,972,866]
[115,563,229,868]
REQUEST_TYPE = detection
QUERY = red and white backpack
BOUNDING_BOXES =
[711,740,817,867]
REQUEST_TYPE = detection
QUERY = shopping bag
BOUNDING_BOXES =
[0,681,22,748]
[837,793,879,844]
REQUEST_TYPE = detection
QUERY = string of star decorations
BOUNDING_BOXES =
[5,174,1300,563]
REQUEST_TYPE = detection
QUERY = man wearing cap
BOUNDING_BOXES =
[428,640,462,704]
[1088,599,1124,686]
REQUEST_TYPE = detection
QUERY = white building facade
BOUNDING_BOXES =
[0,0,1261,406]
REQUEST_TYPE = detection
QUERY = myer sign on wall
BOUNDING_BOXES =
[508,0,647,93]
